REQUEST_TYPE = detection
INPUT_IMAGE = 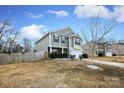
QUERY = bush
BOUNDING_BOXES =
[49,52,56,59]
[44,52,48,60]
[112,54,116,56]
[98,53,103,57]
[70,55,75,60]
[62,53,68,58]
[82,54,88,58]
[79,55,83,60]
[49,52,68,58]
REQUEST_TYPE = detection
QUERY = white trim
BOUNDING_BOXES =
[59,36,61,46]
[49,33,51,46]
[49,32,52,53]
[62,48,64,54]
[48,45,68,49]
[70,34,77,37]
[61,31,73,36]
[68,37,71,57]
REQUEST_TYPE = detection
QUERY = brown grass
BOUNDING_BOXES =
[95,56,124,63]
[0,60,124,88]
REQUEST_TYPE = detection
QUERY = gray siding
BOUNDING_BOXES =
[35,35,49,52]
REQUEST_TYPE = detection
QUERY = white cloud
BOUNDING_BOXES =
[113,6,124,22]
[48,10,69,17]
[20,24,47,41]
[24,12,43,19]
[74,5,124,22]
[74,5,112,20]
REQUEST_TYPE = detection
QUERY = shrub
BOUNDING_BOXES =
[112,53,116,56]
[49,52,68,58]
[70,55,75,60]
[79,55,83,60]
[44,52,48,60]
[98,53,103,57]
[82,54,88,58]
[62,53,68,58]
[49,52,56,59]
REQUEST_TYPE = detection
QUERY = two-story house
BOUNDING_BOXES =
[83,41,124,57]
[35,27,83,59]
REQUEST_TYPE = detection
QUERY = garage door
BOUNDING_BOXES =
[70,51,82,59]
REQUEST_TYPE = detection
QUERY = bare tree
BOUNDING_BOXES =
[0,20,12,41]
[105,37,116,44]
[0,20,19,53]
[118,40,124,44]
[8,31,19,53]
[81,12,117,63]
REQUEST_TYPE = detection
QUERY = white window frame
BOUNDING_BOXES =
[75,38,80,45]
[53,35,59,42]
[61,36,66,43]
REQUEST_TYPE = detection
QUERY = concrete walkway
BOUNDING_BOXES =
[83,59,124,69]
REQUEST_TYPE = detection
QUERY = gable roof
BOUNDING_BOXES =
[35,27,82,44]
[51,27,73,34]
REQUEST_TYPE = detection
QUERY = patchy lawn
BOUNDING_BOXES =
[0,60,124,88]
[95,56,124,63]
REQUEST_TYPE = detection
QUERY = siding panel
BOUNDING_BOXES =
[35,35,49,52]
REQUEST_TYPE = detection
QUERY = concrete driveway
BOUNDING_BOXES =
[83,59,124,69]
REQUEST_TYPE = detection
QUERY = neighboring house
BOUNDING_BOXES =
[82,42,107,56]
[35,27,83,59]
[96,43,124,56]
[96,42,112,56]
[111,43,124,56]
[83,42,124,56]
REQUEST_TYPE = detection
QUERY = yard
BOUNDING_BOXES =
[95,56,124,63]
[0,60,124,88]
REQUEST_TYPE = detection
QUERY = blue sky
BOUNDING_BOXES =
[0,5,124,43]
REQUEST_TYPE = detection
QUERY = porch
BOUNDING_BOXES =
[48,47,69,58]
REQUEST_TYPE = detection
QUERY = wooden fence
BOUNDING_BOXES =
[0,51,45,64]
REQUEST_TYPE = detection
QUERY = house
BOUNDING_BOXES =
[95,43,124,56]
[35,27,83,59]
[83,42,124,57]
[111,43,124,56]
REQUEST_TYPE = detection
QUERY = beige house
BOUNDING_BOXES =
[111,43,124,56]
[96,43,124,56]
[83,42,124,56]
[35,27,83,59]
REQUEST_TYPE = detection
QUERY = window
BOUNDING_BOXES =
[107,44,112,49]
[61,36,66,43]
[75,38,80,45]
[53,35,59,42]
[98,44,103,49]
